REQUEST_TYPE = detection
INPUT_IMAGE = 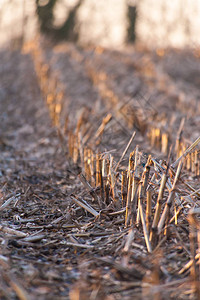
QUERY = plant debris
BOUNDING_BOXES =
[0,38,200,299]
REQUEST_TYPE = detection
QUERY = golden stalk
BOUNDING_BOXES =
[191,152,195,173]
[146,189,152,234]
[142,155,151,193]
[126,147,140,226]
[73,134,79,164]
[138,184,152,253]
[133,146,141,225]
[109,156,116,201]
[187,153,191,171]
[94,113,112,141]
[105,158,110,204]
[178,253,200,275]
[161,132,169,155]
[125,171,133,227]
[156,128,161,149]
[169,207,182,224]
[128,150,135,171]
[157,159,183,235]
[136,185,142,226]
[64,115,69,134]
[130,175,140,225]
[89,149,95,185]
[78,132,84,168]
[96,153,100,186]
[68,132,74,158]
[121,170,128,207]
[99,158,105,204]
[150,171,168,245]
[194,150,198,176]
[83,148,88,179]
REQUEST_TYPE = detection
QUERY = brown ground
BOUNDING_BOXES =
[0,40,200,299]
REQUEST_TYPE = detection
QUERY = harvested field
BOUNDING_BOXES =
[0,38,200,299]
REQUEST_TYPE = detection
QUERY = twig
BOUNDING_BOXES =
[0,225,27,238]
[0,194,21,211]
[70,194,99,217]
[115,131,136,172]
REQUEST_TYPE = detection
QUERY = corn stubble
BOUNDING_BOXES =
[25,38,200,299]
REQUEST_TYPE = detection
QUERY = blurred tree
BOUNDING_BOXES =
[127,2,137,43]
[36,0,82,41]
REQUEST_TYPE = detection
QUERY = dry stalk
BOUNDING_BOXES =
[142,155,151,193]
[99,158,105,204]
[126,148,140,226]
[142,250,162,300]
[28,37,200,300]
[54,91,63,127]
[188,209,200,297]
[132,146,140,225]
[175,117,185,159]
[88,148,95,185]
[149,127,161,149]
[78,132,84,168]
[130,175,140,225]
[125,171,133,227]
[83,148,89,180]
[7,274,30,300]
[197,228,200,283]
[146,189,152,234]
[138,183,152,253]
[0,194,21,211]
[101,157,108,200]
[0,225,27,238]
[65,242,94,249]
[96,153,100,186]
[161,131,169,155]
[157,159,183,235]
[68,132,74,158]
[169,206,182,224]
[70,194,99,217]
[150,170,168,247]
[123,228,135,253]
[122,228,135,266]
[137,155,152,231]
[187,153,191,171]
[78,173,100,207]
[104,158,110,204]
[109,155,120,205]
[94,113,112,142]
[73,134,79,164]
[23,234,45,243]
[121,170,128,207]
[115,131,136,172]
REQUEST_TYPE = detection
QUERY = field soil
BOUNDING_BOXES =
[0,40,200,299]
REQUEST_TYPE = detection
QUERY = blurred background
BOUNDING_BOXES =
[1,0,200,49]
